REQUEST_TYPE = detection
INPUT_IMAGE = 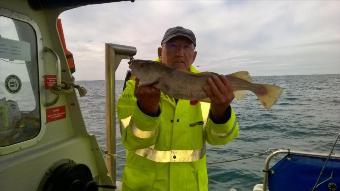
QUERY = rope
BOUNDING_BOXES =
[207,148,276,165]
[101,148,278,164]
[100,148,126,159]
[311,133,340,191]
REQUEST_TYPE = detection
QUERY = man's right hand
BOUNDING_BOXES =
[135,78,161,116]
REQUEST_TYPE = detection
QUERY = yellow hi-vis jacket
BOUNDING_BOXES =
[117,65,239,191]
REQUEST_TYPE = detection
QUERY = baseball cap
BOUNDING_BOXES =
[161,26,196,46]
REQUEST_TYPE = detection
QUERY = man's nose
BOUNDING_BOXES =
[175,47,185,56]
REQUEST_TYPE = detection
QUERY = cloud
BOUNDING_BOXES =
[60,0,340,80]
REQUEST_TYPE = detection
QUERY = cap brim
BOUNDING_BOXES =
[162,34,196,46]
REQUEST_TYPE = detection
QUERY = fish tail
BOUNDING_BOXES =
[255,84,283,109]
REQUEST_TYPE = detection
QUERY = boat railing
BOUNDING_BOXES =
[258,133,340,191]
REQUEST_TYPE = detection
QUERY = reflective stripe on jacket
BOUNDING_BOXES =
[117,65,239,191]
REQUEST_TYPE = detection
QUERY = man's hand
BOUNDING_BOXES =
[202,75,234,122]
[135,78,161,115]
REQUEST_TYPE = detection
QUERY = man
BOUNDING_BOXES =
[117,26,239,191]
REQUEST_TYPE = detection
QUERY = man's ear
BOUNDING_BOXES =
[192,51,197,62]
[158,47,162,60]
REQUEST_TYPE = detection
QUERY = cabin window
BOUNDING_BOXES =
[0,16,40,147]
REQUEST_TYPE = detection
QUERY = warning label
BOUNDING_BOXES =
[43,75,57,89]
[46,106,66,123]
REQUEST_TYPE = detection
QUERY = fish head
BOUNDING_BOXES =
[129,59,162,85]
[129,59,152,76]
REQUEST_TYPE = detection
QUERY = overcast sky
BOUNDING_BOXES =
[60,0,340,80]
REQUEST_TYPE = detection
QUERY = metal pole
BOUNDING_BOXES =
[105,43,116,182]
[105,43,136,186]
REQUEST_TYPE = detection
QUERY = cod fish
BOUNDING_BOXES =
[129,59,283,109]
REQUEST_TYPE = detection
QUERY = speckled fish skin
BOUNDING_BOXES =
[129,59,283,109]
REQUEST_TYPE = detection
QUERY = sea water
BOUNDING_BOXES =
[78,74,340,191]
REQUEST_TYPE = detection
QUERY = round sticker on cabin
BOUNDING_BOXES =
[5,75,22,94]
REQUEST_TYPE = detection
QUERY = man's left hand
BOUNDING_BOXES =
[202,75,234,122]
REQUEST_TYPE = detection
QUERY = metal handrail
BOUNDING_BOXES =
[261,149,340,191]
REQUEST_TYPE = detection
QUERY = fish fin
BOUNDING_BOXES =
[200,98,211,103]
[153,77,164,89]
[139,79,160,87]
[199,71,218,78]
[234,90,247,100]
[229,71,252,82]
[138,81,152,86]
[200,90,248,102]
[200,71,217,75]
[255,84,283,109]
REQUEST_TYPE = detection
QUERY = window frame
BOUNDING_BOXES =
[0,8,45,155]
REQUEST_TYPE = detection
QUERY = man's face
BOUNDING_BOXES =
[158,37,197,71]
